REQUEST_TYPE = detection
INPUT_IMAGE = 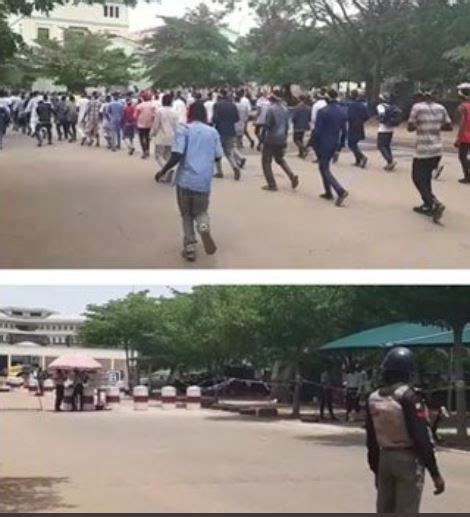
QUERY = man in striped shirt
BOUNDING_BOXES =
[408,91,452,223]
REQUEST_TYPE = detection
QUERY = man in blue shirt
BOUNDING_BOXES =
[155,102,223,262]
[106,92,124,152]
[314,89,349,207]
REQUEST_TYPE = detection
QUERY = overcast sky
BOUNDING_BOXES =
[0,286,192,315]
[129,0,255,34]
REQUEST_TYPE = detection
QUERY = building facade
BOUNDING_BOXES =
[10,0,130,46]
[0,306,84,346]
[0,306,127,374]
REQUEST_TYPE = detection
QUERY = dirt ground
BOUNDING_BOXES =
[1,391,470,513]
[1,131,470,269]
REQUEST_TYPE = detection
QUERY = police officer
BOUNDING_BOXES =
[365,347,445,514]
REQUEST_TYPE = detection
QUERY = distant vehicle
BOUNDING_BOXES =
[202,378,272,400]
[1,364,33,378]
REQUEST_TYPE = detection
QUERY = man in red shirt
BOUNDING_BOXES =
[456,83,470,184]
[122,96,137,156]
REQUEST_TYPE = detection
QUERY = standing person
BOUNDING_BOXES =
[235,93,251,149]
[54,369,65,412]
[101,95,113,149]
[314,89,349,206]
[261,90,299,192]
[377,94,401,171]
[152,93,178,182]
[84,91,102,147]
[56,95,69,141]
[345,366,361,422]
[292,95,311,158]
[307,90,328,160]
[254,90,271,151]
[66,95,78,142]
[107,92,124,152]
[26,91,41,137]
[347,90,369,168]
[319,368,336,421]
[135,91,155,159]
[77,93,90,145]
[155,102,223,262]
[212,89,245,181]
[204,91,217,125]
[72,369,84,411]
[408,90,452,223]
[238,88,255,149]
[35,94,54,147]
[456,82,470,184]
[122,97,137,155]
[366,347,445,514]
[173,91,187,125]
[0,90,11,150]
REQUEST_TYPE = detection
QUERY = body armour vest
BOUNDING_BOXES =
[368,384,414,449]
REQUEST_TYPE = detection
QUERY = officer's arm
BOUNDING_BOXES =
[365,401,380,475]
[400,390,440,479]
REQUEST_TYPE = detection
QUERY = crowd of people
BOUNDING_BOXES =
[1,83,470,261]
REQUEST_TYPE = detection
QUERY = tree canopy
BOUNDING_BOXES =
[31,31,138,92]
[142,3,240,88]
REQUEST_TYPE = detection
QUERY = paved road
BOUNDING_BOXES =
[2,399,469,513]
[1,132,470,268]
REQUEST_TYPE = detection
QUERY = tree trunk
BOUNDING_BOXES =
[292,361,302,419]
[453,324,468,441]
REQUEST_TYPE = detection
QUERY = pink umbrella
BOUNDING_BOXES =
[48,354,103,372]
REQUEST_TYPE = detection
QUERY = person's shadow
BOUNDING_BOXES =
[0,476,75,513]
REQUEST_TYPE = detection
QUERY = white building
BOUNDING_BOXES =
[0,306,127,373]
[0,306,84,346]
[9,0,130,46]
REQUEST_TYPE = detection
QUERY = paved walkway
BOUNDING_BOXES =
[2,393,469,513]
[1,132,470,269]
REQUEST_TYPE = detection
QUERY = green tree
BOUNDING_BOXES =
[81,291,162,389]
[142,3,240,88]
[31,31,137,92]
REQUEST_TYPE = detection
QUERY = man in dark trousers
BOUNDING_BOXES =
[54,369,65,412]
[261,90,299,192]
[36,94,55,147]
[213,89,245,180]
[292,95,311,158]
[314,89,349,207]
[347,90,369,168]
[366,347,445,514]
[408,90,452,223]
[72,369,84,411]
[319,368,336,421]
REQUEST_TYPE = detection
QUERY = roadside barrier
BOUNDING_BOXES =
[186,386,202,410]
[133,385,149,411]
[161,386,177,409]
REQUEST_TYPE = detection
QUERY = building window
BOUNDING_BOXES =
[109,6,114,17]
[104,5,108,17]
[37,27,50,42]
[115,6,119,18]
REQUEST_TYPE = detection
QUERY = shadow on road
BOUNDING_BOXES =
[297,433,365,447]
[0,477,75,513]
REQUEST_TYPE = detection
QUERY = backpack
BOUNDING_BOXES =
[381,104,402,127]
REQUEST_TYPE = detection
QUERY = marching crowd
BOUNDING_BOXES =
[1,84,470,261]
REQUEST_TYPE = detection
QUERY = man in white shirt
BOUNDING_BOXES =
[255,90,271,151]
[77,94,91,145]
[152,93,179,183]
[204,91,218,125]
[26,92,41,136]
[306,90,328,161]
[377,94,398,171]
[173,92,187,125]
